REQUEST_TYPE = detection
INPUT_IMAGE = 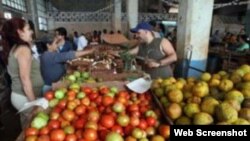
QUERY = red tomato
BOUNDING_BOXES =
[98,105,105,113]
[88,111,100,122]
[94,96,102,105]
[118,91,129,98]
[159,125,170,139]
[57,99,67,109]
[117,96,127,105]
[73,99,81,105]
[37,135,50,141]
[102,96,114,106]
[138,119,148,130]
[104,107,112,113]
[60,119,70,128]
[99,129,109,141]
[138,94,146,101]
[25,135,37,141]
[125,136,137,141]
[44,91,54,100]
[75,105,86,115]
[48,120,60,129]
[52,106,63,113]
[81,87,92,94]
[81,97,90,106]
[39,126,50,135]
[111,125,124,135]
[50,112,60,120]
[50,129,65,141]
[73,118,86,129]
[145,94,151,101]
[124,125,134,136]
[62,109,75,121]
[89,91,98,100]
[25,127,39,136]
[130,111,140,117]
[82,128,97,141]
[100,115,115,129]
[67,101,78,110]
[67,90,76,101]
[128,104,139,112]
[146,117,157,127]
[130,116,140,127]
[65,134,77,141]
[100,87,110,95]
[140,105,149,113]
[75,129,83,139]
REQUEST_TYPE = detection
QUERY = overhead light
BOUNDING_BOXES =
[4,12,12,19]
[169,7,178,13]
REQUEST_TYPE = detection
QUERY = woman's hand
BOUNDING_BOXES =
[145,59,160,68]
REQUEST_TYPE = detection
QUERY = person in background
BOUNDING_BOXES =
[149,21,161,38]
[73,31,79,50]
[28,20,41,61]
[236,34,250,52]
[210,30,222,46]
[109,30,114,34]
[77,33,88,51]
[55,27,73,52]
[1,18,44,127]
[40,39,95,93]
[98,30,102,43]
[157,23,165,38]
[101,29,108,43]
[90,30,99,45]
[227,34,238,51]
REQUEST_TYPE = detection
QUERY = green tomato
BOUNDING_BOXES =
[82,72,90,79]
[105,132,124,141]
[55,90,65,99]
[77,92,86,99]
[49,99,59,108]
[37,112,49,121]
[31,116,47,129]
[110,86,119,94]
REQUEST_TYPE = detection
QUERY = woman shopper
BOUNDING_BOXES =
[1,18,44,127]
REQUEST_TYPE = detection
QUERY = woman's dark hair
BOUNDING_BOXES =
[1,18,30,65]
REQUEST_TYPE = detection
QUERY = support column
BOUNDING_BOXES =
[176,0,214,77]
[0,0,3,13]
[126,0,138,36]
[244,4,250,35]
[112,0,122,32]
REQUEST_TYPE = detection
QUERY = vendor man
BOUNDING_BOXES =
[129,22,177,79]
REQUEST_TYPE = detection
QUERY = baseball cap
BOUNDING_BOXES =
[130,22,153,33]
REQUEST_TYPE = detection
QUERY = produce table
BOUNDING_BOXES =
[16,81,171,141]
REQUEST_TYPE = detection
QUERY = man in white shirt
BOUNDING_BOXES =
[77,34,88,51]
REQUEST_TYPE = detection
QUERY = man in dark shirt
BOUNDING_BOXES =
[40,39,94,94]
[55,27,73,53]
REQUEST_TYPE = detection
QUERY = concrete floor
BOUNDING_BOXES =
[0,89,22,141]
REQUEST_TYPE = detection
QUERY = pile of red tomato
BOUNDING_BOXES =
[24,85,170,141]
